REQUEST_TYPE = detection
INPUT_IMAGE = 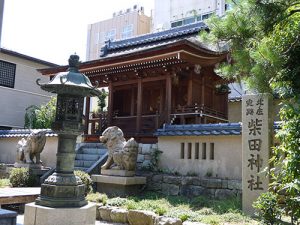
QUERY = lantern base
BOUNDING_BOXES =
[36,183,87,208]
[24,202,96,225]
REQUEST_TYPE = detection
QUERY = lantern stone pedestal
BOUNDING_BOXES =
[92,172,146,197]
[24,202,96,225]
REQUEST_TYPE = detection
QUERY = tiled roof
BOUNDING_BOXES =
[156,121,282,136]
[0,48,58,67]
[228,96,242,102]
[155,123,242,136]
[100,22,208,57]
[0,129,57,138]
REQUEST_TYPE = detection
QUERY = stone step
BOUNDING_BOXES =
[82,148,107,155]
[74,166,88,172]
[74,160,97,168]
[75,154,101,161]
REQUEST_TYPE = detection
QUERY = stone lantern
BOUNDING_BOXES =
[35,55,100,208]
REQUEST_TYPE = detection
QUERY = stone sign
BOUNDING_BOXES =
[242,93,273,215]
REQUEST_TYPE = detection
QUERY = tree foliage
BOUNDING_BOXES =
[97,88,108,112]
[201,0,300,223]
[24,96,56,129]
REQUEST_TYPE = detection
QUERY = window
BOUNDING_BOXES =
[171,20,183,28]
[0,60,16,88]
[202,143,207,159]
[121,24,133,39]
[195,142,199,159]
[188,143,192,159]
[210,143,215,160]
[180,143,185,159]
[105,29,116,41]
[183,17,195,25]
[202,13,213,20]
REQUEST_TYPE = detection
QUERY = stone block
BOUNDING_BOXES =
[110,208,128,223]
[0,209,17,225]
[214,189,236,199]
[128,210,157,225]
[228,180,242,190]
[137,154,145,163]
[98,206,114,221]
[162,183,179,196]
[147,182,162,191]
[144,154,152,160]
[192,177,201,186]
[24,202,96,225]
[142,160,151,168]
[92,175,146,185]
[189,185,205,196]
[206,179,222,189]
[181,177,194,185]
[152,174,163,182]
[221,179,228,189]
[163,175,181,185]
[155,216,182,225]
[101,169,135,177]
[141,144,152,155]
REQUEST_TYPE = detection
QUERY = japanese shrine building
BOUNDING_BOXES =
[39,22,228,143]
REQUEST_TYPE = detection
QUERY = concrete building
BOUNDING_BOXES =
[86,4,151,61]
[153,0,228,31]
[0,0,4,47]
[0,48,57,129]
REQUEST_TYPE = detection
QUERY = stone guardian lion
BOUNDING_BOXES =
[100,126,138,171]
[16,130,47,164]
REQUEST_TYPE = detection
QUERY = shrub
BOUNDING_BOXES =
[0,179,11,187]
[9,167,36,187]
[74,170,93,195]
[253,192,281,225]
[86,192,108,205]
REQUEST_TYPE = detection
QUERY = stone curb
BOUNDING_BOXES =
[98,206,208,225]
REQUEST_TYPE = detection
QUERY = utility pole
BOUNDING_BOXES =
[0,0,5,49]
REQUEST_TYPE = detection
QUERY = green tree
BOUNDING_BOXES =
[201,0,300,223]
[97,88,108,112]
[24,96,56,129]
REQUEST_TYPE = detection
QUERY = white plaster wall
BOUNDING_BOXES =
[153,0,226,31]
[0,136,58,168]
[0,52,54,128]
[158,135,242,179]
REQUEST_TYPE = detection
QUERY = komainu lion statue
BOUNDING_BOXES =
[100,126,138,171]
[16,130,47,164]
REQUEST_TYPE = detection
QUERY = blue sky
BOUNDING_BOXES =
[1,0,154,65]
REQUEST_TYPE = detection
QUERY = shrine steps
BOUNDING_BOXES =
[74,143,108,174]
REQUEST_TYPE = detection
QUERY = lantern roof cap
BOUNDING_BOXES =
[37,55,100,96]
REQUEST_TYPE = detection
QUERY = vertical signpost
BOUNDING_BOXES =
[242,93,273,215]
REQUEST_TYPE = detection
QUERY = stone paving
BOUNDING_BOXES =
[17,214,207,225]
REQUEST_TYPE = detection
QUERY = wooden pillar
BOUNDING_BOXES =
[136,78,142,132]
[165,74,172,123]
[107,81,113,126]
[201,75,205,106]
[84,96,90,135]
[130,86,135,116]
[187,74,193,105]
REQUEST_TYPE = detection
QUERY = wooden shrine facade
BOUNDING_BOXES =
[39,22,229,143]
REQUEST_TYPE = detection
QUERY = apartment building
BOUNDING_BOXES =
[0,48,56,129]
[153,0,228,31]
[86,5,151,61]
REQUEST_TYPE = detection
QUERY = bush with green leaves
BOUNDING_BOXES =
[74,170,93,195]
[24,96,56,129]
[86,192,108,205]
[9,167,36,187]
[253,192,281,225]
